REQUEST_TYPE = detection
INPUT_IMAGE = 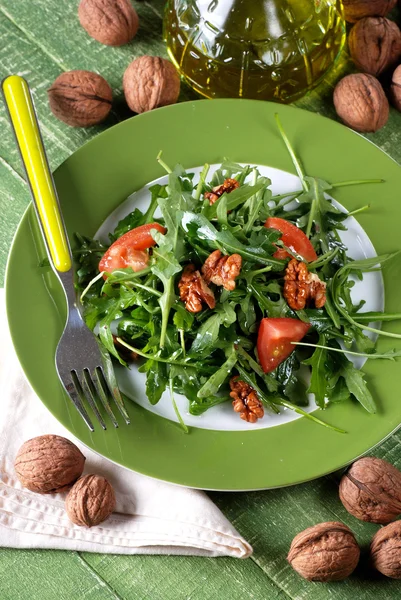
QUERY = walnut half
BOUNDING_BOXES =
[229,376,264,423]
[178,264,215,313]
[202,250,242,291]
[204,178,239,205]
[284,259,326,310]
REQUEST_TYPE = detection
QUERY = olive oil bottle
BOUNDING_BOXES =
[165,0,345,102]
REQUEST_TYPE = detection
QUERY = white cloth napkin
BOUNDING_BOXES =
[0,289,252,558]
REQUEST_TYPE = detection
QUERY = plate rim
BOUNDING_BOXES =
[5,98,401,490]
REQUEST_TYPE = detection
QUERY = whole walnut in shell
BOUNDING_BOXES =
[371,520,401,578]
[333,73,389,132]
[349,17,401,76]
[339,457,401,524]
[48,70,112,127]
[123,56,181,114]
[14,435,85,494]
[78,0,139,46]
[66,474,116,527]
[391,64,401,111]
[288,522,360,582]
[342,0,397,23]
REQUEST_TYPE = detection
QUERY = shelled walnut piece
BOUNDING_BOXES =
[339,456,401,523]
[14,435,85,493]
[202,250,242,291]
[288,522,360,581]
[284,259,326,310]
[178,264,215,313]
[204,178,240,205]
[229,377,264,423]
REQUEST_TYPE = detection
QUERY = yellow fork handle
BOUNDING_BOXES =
[2,75,71,272]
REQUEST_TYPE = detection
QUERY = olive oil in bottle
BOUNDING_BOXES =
[165,0,345,102]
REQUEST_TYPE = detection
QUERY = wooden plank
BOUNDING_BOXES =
[0,160,30,286]
[211,432,401,599]
[0,549,122,600]
[1,1,401,598]
[79,551,288,600]
[0,0,195,172]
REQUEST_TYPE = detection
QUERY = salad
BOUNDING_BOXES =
[75,116,401,433]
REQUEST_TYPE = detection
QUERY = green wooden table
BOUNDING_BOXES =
[1,2,401,598]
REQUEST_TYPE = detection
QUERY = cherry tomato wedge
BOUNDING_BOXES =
[99,223,166,274]
[257,317,310,374]
[265,217,317,262]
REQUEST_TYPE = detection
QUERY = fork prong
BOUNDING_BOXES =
[80,369,107,430]
[62,377,94,432]
[98,366,131,425]
[92,368,119,428]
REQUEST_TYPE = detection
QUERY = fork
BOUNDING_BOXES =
[2,75,130,432]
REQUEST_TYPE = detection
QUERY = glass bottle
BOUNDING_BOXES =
[164,0,345,103]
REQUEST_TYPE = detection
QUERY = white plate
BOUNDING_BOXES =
[96,165,384,431]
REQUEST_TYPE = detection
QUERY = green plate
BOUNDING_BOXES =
[5,99,401,490]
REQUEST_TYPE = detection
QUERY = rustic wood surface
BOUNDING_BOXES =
[1,1,401,598]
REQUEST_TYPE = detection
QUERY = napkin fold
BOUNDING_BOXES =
[0,289,252,558]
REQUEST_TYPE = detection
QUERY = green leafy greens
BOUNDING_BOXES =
[74,116,401,433]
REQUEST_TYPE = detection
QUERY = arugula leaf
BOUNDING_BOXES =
[189,395,230,415]
[238,294,257,334]
[197,347,237,399]
[206,181,267,219]
[110,208,144,242]
[215,302,237,326]
[150,171,195,348]
[329,377,350,404]
[244,185,272,233]
[181,212,285,269]
[341,361,376,413]
[144,360,168,405]
[333,252,401,340]
[173,304,194,332]
[303,335,328,409]
[190,314,222,356]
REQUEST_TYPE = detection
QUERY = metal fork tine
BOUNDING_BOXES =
[63,377,94,432]
[98,366,131,425]
[92,368,119,428]
[80,369,107,430]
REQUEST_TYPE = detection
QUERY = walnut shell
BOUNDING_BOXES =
[391,64,401,111]
[48,70,112,127]
[78,0,139,46]
[288,522,360,582]
[339,457,401,524]
[65,474,116,527]
[342,0,397,23]
[333,73,389,132]
[371,520,401,578]
[349,17,401,76]
[123,56,181,114]
[14,435,85,494]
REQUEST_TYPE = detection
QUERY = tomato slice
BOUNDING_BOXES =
[257,317,311,374]
[265,217,318,262]
[99,223,166,274]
